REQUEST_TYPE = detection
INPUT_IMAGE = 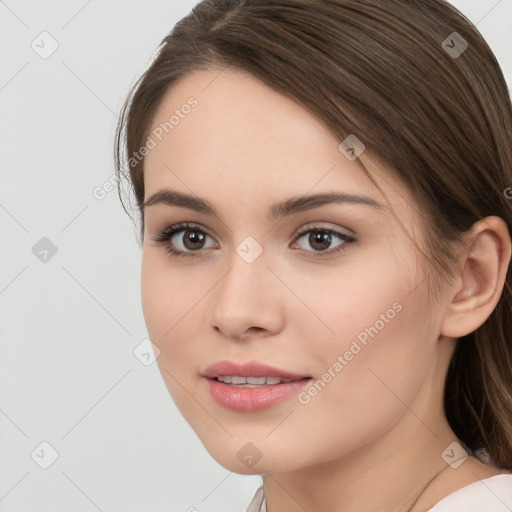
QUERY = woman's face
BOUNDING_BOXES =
[141,68,450,474]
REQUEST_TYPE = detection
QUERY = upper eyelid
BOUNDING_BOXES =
[162,222,352,239]
[157,223,354,249]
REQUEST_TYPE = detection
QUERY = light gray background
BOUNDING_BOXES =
[0,1,511,511]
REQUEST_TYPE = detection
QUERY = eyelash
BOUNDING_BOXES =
[150,222,356,260]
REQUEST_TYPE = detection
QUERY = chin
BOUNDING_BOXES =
[198,435,309,475]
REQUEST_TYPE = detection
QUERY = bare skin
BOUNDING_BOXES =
[140,68,511,512]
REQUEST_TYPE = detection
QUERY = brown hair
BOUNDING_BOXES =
[114,0,512,470]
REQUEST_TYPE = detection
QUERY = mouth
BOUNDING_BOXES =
[202,360,312,412]
[213,375,304,387]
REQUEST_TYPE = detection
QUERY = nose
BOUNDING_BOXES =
[208,249,285,341]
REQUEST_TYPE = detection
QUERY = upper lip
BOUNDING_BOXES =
[202,360,310,380]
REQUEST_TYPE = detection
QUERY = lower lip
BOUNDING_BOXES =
[205,377,312,412]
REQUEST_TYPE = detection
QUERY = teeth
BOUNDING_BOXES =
[216,375,295,386]
[247,377,267,385]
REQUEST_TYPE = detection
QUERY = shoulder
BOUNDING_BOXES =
[426,474,512,512]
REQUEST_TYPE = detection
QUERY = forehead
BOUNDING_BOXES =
[142,69,416,225]
[144,68,341,174]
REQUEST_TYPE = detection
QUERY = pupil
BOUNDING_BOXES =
[185,231,204,249]
[310,231,330,251]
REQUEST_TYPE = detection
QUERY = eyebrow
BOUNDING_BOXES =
[143,188,384,220]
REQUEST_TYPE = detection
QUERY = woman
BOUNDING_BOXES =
[114,0,512,510]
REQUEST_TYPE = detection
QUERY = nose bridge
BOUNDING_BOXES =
[209,241,283,338]
[217,243,270,313]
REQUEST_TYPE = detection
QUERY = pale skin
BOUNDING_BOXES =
[140,68,511,511]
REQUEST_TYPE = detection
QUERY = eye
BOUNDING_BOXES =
[149,222,356,260]
[291,226,355,259]
[150,222,217,259]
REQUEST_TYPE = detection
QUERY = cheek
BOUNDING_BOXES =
[141,253,197,380]
[141,251,205,339]
[303,250,418,351]
[141,253,206,415]
[302,253,431,409]
[285,282,433,466]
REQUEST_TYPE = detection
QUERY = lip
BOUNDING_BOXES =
[202,360,312,412]
[202,360,310,380]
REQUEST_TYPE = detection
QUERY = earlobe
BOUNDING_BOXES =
[440,216,511,339]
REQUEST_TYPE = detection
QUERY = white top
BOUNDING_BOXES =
[245,474,512,512]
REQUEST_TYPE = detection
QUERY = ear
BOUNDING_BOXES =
[440,216,511,338]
